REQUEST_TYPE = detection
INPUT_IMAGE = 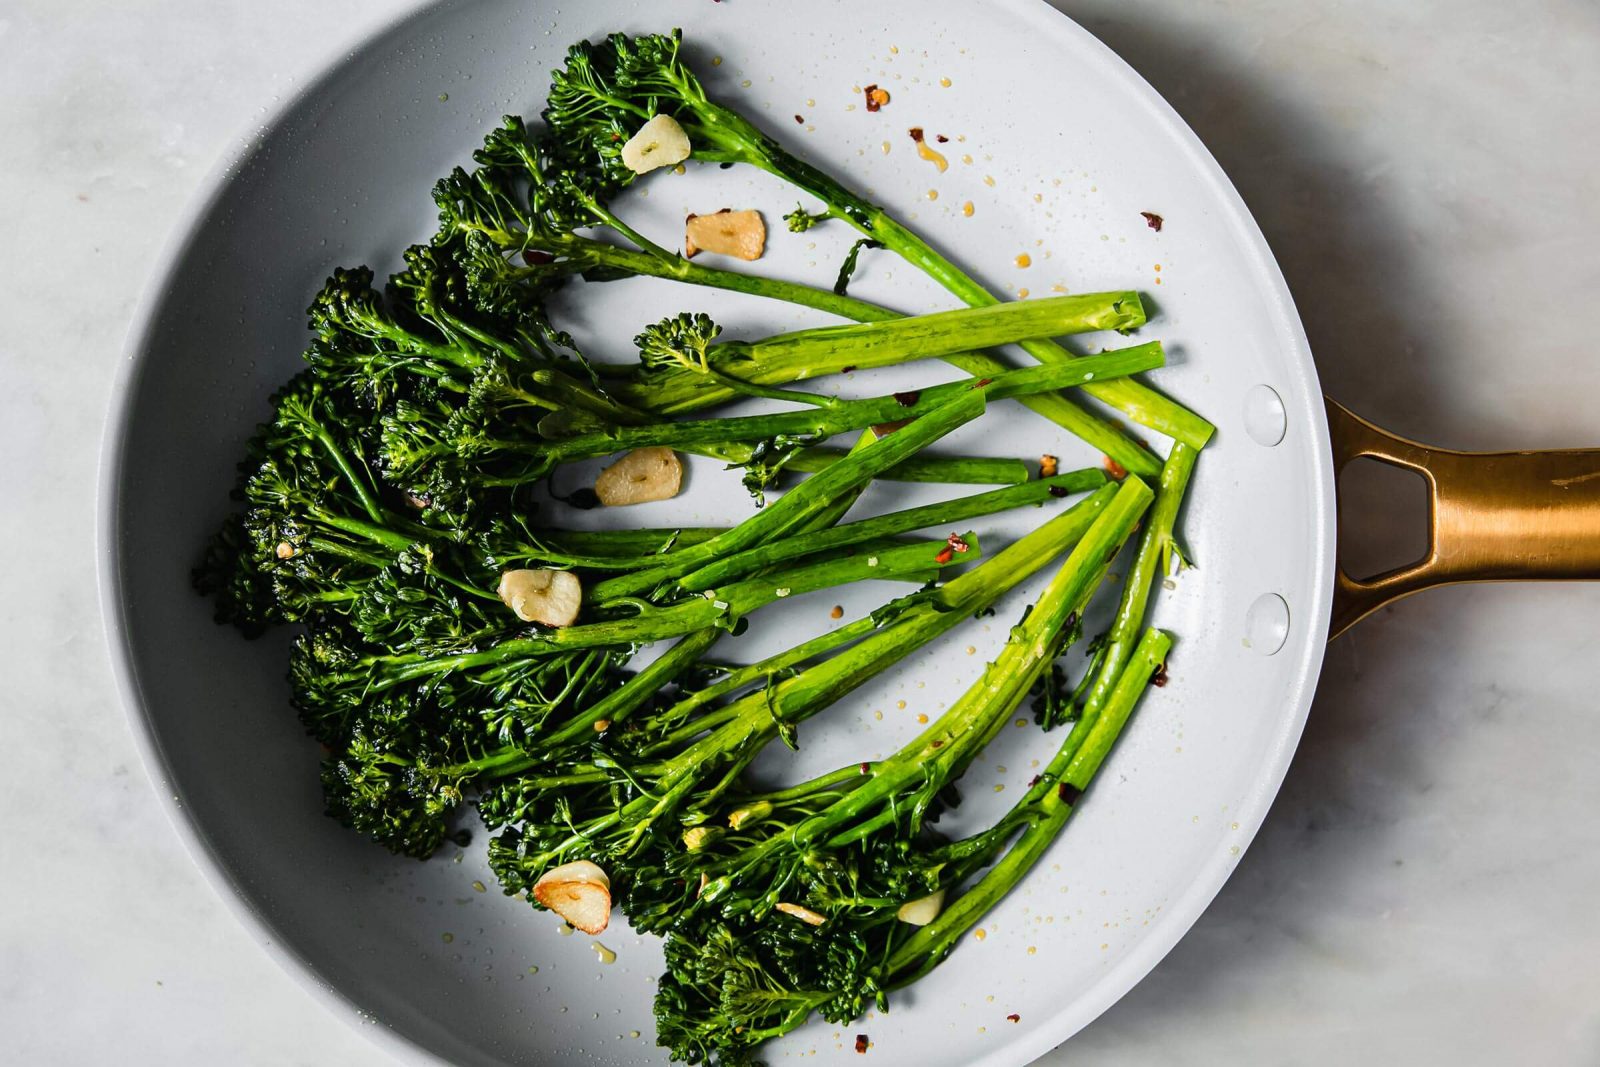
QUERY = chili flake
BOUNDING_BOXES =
[1140,211,1164,231]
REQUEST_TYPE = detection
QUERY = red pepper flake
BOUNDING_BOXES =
[892,390,920,407]
[974,377,994,388]
[1058,782,1082,805]
[934,546,955,565]
[1007,1013,1021,1024]
[945,532,971,554]
[1038,454,1059,478]
[523,248,555,265]
[794,114,805,124]
[1103,455,1128,480]
[855,1034,870,1054]
[907,126,925,143]
[935,133,949,143]
[1140,211,1164,232]
[840,365,857,374]
[1047,486,1069,498]
[872,418,913,436]
[860,762,871,775]
[1152,663,1170,688]
[864,85,890,111]
[1028,774,1041,787]
[931,740,943,749]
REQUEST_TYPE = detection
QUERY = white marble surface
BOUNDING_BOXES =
[4,0,1599,1063]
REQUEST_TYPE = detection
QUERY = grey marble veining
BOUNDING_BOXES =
[3,1,1598,1063]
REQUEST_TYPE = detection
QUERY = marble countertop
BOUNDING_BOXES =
[5,0,1599,1062]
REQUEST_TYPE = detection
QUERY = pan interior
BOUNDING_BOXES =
[102,1,1332,1063]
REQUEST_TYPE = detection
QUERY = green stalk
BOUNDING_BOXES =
[1076,442,1198,725]
[345,534,976,689]
[775,448,1029,486]
[702,476,1151,874]
[678,470,1103,592]
[441,459,877,779]
[885,628,1173,987]
[697,292,1142,378]
[521,526,725,557]
[589,390,987,601]
[534,345,1162,471]
[481,212,1161,475]
[670,81,1214,452]
[526,628,722,756]
[640,616,881,753]
[599,487,1121,859]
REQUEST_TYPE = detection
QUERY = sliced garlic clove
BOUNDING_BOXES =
[896,888,946,926]
[774,901,827,926]
[532,860,612,935]
[594,447,684,506]
[497,568,583,627]
[620,114,692,174]
[685,209,767,261]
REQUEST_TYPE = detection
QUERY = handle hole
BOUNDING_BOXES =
[1338,457,1430,581]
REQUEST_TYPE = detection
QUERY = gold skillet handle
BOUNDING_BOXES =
[1328,397,1600,639]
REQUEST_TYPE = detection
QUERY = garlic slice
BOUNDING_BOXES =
[620,114,692,174]
[532,860,612,935]
[896,888,946,926]
[685,209,767,261]
[594,447,683,506]
[497,568,582,627]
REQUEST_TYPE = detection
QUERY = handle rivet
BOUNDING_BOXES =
[1243,384,1287,447]
[1243,592,1290,655]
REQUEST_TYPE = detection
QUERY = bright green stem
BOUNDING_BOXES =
[860,212,1216,450]
[563,234,896,322]
[725,476,1152,864]
[777,448,1029,486]
[643,616,881,751]
[537,344,1162,470]
[532,628,722,755]
[657,485,1120,792]
[885,628,1173,986]
[710,291,1143,376]
[589,390,987,602]
[350,534,976,689]
[678,470,1104,592]
[675,90,1209,461]
[1078,442,1197,724]
[525,526,726,556]
[444,477,874,779]
[622,490,1118,866]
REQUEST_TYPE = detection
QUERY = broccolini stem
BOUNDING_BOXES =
[589,389,988,601]
[641,617,880,752]
[1076,442,1198,723]
[705,477,1151,871]
[676,470,1103,592]
[771,448,1030,486]
[352,534,975,688]
[682,96,1215,453]
[537,345,1161,472]
[884,628,1173,989]
[655,486,1119,788]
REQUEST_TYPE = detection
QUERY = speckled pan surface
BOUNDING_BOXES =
[99,0,1333,1063]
